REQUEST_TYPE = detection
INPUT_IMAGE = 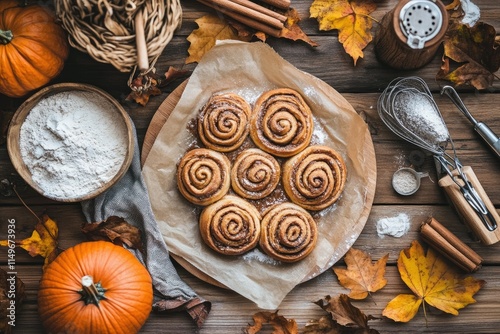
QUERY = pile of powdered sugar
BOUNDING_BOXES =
[19,90,128,200]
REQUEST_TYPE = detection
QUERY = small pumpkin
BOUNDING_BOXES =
[0,1,69,98]
[38,241,153,334]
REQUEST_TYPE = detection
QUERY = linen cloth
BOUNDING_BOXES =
[81,124,211,327]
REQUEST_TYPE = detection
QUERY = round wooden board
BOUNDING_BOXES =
[141,81,377,290]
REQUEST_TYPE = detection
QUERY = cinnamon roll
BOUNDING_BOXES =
[198,92,251,152]
[283,145,347,211]
[199,195,261,255]
[259,202,317,262]
[250,88,313,157]
[177,148,231,206]
[231,148,281,200]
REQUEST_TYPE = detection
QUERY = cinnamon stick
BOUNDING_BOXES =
[198,0,282,37]
[205,0,284,30]
[259,0,291,10]
[231,0,287,23]
[420,217,483,273]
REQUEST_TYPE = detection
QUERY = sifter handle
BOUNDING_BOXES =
[475,122,500,158]
[438,166,500,245]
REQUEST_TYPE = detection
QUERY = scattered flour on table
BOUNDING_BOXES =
[376,213,411,238]
[19,90,128,199]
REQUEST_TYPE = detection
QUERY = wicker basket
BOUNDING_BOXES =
[54,0,182,73]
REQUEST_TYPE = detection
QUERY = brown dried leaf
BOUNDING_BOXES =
[333,248,389,299]
[280,7,319,47]
[0,268,25,334]
[82,216,144,252]
[314,294,379,331]
[445,0,461,10]
[244,311,298,334]
[303,316,343,334]
[126,74,163,106]
[0,214,59,269]
[186,15,251,64]
[162,66,190,86]
[437,22,500,89]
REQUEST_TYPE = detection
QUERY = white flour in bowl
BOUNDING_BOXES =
[19,90,128,200]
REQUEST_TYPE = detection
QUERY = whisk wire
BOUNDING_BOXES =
[378,76,497,231]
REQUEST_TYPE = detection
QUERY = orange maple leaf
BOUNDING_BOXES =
[310,0,377,65]
[186,15,251,64]
[333,248,388,300]
[0,214,59,269]
[383,240,485,323]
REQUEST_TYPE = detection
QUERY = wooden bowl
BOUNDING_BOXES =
[7,83,134,202]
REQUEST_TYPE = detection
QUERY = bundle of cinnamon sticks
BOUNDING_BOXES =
[197,0,290,37]
[420,217,483,273]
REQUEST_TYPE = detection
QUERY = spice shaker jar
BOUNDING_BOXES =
[374,0,448,70]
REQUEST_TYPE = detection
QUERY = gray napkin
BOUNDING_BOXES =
[81,124,211,327]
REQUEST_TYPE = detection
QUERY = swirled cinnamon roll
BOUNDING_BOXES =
[198,93,251,152]
[259,202,317,262]
[231,148,281,200]
[177,148,231,206]
[283,145,347,211]
[250,88,313,157]
[199,195,261,255]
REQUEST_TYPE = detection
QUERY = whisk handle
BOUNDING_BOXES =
[438,166,500,245]
[475,122,500,158]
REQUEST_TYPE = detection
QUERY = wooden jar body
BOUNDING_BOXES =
[374,0,448,70]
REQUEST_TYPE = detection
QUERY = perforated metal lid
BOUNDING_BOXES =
[399,0,443,49]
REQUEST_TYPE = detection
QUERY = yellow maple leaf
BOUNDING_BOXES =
[309,0,377,65]
[383,240,485,322]
[333,248,388,299]
[186,15,251,64]
[0,214,59,269]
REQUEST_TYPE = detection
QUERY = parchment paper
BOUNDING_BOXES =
[142,41,375,309]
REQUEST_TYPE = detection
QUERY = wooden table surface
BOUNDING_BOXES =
[1,0,500,333]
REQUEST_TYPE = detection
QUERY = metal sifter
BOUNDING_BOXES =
[378,77,500,245]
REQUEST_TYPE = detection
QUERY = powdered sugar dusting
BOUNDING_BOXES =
[394,91,449,146]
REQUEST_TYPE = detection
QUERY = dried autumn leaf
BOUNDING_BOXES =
[81,216,144,253]
[334,248,388,299]
[0,214,59,269]
[0,268,25,334]
[314,294,379,332]
[437,22,500,90]
[280,8,319,47]
[383,240,485,322]
[186,15,251,64]
[444,0,461,10]
[310,0,377,65]
[126,66,190,106]
[244,311,298,334]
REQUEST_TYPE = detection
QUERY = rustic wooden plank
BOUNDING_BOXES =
[7,263,500,333]
[3,204,500,265]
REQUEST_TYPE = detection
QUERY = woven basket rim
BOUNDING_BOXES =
[55,0,182,72]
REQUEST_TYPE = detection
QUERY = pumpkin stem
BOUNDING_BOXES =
[80,275,107,306]
[0,29,13,44]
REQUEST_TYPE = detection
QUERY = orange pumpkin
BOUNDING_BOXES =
[38,241,153,334]
[0,1,69,98]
